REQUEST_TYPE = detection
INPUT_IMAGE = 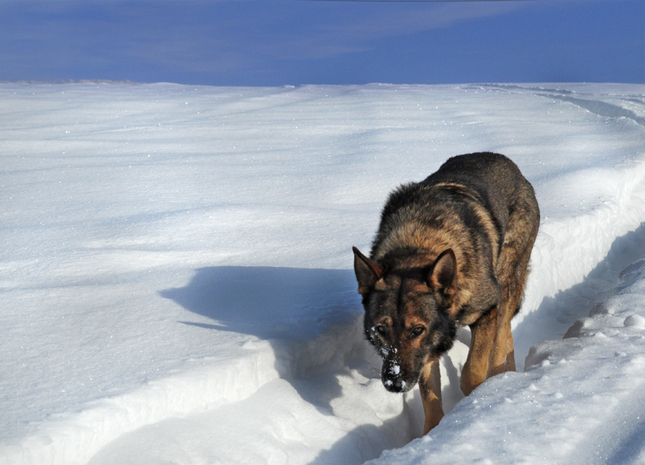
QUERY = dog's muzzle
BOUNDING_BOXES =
[382,376,409,393]
[381,358,414,393]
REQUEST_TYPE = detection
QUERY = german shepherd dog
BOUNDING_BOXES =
[353,153,539,435]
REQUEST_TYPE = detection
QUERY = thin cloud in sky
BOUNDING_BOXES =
[1,1,524,75]
[128,2,525,66]
[277,2,526,59]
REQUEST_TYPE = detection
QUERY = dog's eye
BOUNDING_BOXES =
[410,326,425,339]
[375,325,388,337]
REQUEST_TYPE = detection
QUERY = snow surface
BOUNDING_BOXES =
[1,82,645,464]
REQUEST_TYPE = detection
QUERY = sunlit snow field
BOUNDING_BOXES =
[1,82,645,464]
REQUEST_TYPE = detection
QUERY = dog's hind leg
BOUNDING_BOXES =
[489,199,539,377]
[460,307,498,396]
[461,205,539,393]
[419,358,444,435]
[488,312,515,377]
[488,252,526,376]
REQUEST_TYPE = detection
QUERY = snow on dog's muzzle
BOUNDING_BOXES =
[381,356,413,393]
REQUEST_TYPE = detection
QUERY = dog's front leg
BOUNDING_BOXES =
[419,358,443,435]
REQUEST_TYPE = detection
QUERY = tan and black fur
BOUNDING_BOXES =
[353,152,539,435]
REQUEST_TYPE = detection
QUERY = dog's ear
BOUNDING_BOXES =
[353,247,384,296]
[428,249,457,300]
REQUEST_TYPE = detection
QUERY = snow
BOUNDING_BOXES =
[1,81,644,465]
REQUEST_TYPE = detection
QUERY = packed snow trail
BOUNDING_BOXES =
[0,83,644,464]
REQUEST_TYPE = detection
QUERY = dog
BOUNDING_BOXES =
[352,152,539,435]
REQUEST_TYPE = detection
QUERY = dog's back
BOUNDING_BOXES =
[373,153,534,250]
[424,152,538,235]
[371,152,539,322]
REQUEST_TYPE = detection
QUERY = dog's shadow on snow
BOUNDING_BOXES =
[160,266,361,341]
[160,266,370,416]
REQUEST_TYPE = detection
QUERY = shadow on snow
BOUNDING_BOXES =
[160,266,424,463]
[160,266,360,340]
[514,222,645,370]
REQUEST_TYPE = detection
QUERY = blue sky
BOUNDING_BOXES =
[0,0,643,86]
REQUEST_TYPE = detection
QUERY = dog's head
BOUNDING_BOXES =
[353,247,458,393]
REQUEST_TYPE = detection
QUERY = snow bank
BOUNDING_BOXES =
[372,258,645,465]
[1,82,644,464]
[514,158,645,362]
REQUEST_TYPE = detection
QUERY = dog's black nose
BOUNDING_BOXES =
[382,376,406,393]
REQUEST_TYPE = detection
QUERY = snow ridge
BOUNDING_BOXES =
[3,316,378,465]
[3,341,279,465]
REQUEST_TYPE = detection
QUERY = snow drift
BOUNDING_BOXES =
[1,82,644,464]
